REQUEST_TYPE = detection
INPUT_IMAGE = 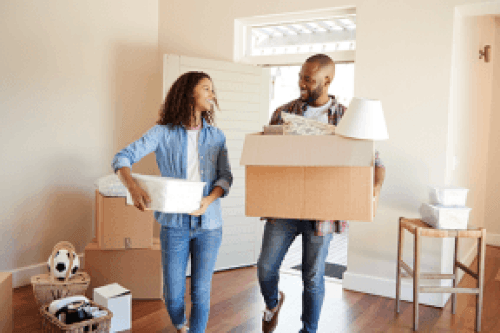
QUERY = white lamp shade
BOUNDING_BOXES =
[336,97,389,140]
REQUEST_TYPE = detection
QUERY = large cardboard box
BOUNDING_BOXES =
[0,272,13,333]
[85,239,162,299]
[95,190,154,250]
[240,133,375,221]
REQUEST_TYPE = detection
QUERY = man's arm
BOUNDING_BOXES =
[374,166,385,196]
[373,150,385,196]
[269,107,283,126]
[269,99,300,125]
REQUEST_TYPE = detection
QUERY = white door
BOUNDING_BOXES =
[163,54,270,272]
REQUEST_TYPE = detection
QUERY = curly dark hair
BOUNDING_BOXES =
[158,71,219,127]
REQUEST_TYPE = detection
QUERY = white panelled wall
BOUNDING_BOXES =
[163,55,270,273]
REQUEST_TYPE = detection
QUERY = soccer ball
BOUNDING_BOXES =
[47,249,80,280]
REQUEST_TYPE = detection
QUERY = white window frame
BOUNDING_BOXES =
[234,7,356,66]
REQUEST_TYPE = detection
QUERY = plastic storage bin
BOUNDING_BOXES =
[126,173,205,214]
[429,186,469,206]
[420,203,471,229]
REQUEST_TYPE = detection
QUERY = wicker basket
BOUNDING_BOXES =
[40,299,112,333]
[32,241,91,307]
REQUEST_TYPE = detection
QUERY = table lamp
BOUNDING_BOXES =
[336,97,389,140]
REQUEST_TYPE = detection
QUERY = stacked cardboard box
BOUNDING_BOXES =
[84,190,162,299]
[0,272,13,333]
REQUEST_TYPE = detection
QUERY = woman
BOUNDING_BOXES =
[112,71,232,333]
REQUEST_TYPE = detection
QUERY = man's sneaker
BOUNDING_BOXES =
[262,291,285,333]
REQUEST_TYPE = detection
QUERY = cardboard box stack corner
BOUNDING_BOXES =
[85,190,162,302]
[0,272,13,333]
[240,131,377,222]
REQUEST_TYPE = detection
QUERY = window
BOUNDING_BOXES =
[235,7,356,65]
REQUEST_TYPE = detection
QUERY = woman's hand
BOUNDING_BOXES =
[117,167,151,211]
[189,196,211,216]
[129,184,151,211]
[189,186,225,217]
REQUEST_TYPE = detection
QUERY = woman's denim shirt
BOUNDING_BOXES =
[111,119,233,229]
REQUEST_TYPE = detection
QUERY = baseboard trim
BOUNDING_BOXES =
[487,233,500,246]
[343,244,477,308]
[9,253,85,289]
[343,271,446,307]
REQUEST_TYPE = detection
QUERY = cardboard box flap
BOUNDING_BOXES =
[86,240,161,251]
[240,133,374,167]
[95,283,131,298]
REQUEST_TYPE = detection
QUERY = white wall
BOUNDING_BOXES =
[447,15,495,232]
[0,0,160,276]
[157,0,494,305]
[441,14,496,300]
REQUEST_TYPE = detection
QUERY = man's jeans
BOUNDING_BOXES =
[257,219,333,333]
[160,215,222,333]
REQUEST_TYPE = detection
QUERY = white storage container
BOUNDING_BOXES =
[420,203,471,229]
[126,173,205,214]
[94,283,131,333]
[429,186,469,206]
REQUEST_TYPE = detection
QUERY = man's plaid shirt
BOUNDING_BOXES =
[267,95,384,236]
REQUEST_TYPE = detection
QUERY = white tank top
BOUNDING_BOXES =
[186,129,201,182]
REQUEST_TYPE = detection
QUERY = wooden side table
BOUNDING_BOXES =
[395,217,486,331]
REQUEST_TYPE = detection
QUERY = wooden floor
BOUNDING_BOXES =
[13,246,500,332]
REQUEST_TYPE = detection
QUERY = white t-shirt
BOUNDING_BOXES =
[186,129,201,182]
[302,98,333,124]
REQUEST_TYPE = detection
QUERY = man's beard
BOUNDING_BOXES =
[301,84,323,105]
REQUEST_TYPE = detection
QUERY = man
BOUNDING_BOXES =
[257,54,386,333]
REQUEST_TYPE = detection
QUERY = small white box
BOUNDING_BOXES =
[126,173,205,213]
[420,203,471,229]
[93,283,131,333]
[429,186,469,206]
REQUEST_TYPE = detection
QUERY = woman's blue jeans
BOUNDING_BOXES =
[160,215,222,333]
[257,219,333,333]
